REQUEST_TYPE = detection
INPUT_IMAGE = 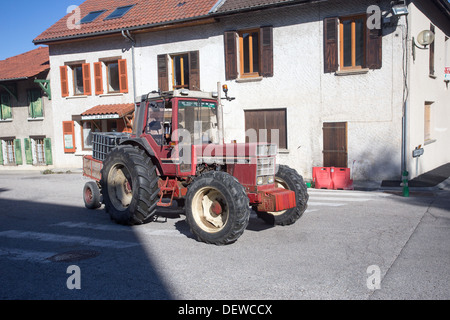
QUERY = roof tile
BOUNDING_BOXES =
[34,0,219,43]
[0,47,49,81]
[81,103,135,117]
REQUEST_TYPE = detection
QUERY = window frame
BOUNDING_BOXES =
[105,61,121,93]
[339,14,366,70]
[71,64,85,96]
[238,29,261,78]
[171,53,190,89]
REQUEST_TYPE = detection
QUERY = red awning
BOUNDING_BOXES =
[81,103,134,120]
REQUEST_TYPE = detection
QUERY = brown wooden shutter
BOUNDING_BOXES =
[323,17,339,73]
[94,62,103,95]
[260,26,274,77]
[62,121,76,153]
[157,54,169,92]
[118,59,128,93]
[224,31,238,80]
[365,15,382,70]
[189,51,200,90]
[429,24,435,76]
[82,63,92,95]
[60,66,69,97]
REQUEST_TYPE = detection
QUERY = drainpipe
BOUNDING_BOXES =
[122,30,137,104]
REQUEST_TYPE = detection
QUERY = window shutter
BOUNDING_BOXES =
[1,94,12,119]
[429,24,435,76]
[157,54,169,92]
[24,138,33,164]
[0,140,3,165]
[323,17,339,73]
[62,121,76,153]
[14,139,22,165]
[189,51,200,91]
[224,31,238,80]
[260,26,274,77]
[82,63,92,95]
[365,16,382,70]
[44,138,53,165]
[118,59,128,94]
[28,90,43,118]
[60,66,69,97]
[94,62,103,95]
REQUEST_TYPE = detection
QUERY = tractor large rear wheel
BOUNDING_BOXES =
[257,165,309,226]
[100,145,160,225]
[185,171,251,245]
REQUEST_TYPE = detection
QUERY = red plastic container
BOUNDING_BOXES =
[330,167,354,190]
[313,167,334,189]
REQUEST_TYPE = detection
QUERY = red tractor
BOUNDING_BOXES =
[83,89,308,245]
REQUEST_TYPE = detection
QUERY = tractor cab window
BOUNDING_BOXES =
[178,100,219,144]
[146,100,173,145]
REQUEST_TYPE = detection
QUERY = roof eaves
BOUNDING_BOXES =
[33,13,216,45]
[213,0,320,16]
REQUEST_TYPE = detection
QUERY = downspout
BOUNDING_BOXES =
[122,29,137,104]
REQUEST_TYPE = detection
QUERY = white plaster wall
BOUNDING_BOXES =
[49,36,134,168]
[407,2,450,179]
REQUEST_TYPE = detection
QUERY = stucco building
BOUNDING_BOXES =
[31,0,449,181]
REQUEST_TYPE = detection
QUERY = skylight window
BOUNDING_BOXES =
[80,10,106,24]
[104,5,134,20]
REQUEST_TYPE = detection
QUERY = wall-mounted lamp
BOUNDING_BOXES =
[392,4,409,16]
[412,30,435,61]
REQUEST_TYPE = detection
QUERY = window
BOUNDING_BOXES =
[0,138,22,165]
[104,5,134,20]
[224,27,273,80]
[0,93,12,120]
[424,102,432,142]
[81,121,100,150]
[172,54,190,89]
[340,15,365,69]
[72,65,84,95]
[239,29,260,77]
[323,15,382,73]
[80,10,105,23]
[244,109,287,149]
[27,89,43,119]
[60,63,93,97]
[24,137,52,166]
[93,59,128,95]
[157,51,199,91]
[106,61,120,92]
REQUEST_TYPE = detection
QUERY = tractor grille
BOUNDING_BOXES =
[257,157,275,176]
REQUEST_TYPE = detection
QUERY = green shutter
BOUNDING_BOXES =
[28,90,43,118]
[0,140,3,165]
[24,138,33,164]
[14,139,22,165]
[44,138,52,165]
[1,94,12,120]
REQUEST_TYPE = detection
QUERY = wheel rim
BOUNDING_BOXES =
[108,164,133,211]
[84,187,93,204]
[191,187,229,233]
[269,177,289,216]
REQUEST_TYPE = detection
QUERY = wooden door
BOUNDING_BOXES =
[323,122,348,168]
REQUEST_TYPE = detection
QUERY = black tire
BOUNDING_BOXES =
[100,145,160,225]
[185,171,251,245]
[83,181,101,209]
[257,165,309,226]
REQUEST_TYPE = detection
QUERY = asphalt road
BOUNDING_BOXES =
[0,171,449,301]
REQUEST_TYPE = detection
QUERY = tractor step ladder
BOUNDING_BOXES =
[157,177,175,207]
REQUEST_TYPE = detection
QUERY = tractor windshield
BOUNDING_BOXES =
[178,100,219,144]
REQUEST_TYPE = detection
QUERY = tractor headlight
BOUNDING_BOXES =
[257,176,264,185]
[268,176,274,184]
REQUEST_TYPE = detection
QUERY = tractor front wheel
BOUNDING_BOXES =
[185,171,251,245]
[257,165,309,225]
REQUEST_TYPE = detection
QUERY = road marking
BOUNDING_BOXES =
[307,201,345,207]
[52,221,184,238]
[0,230,138,249]
[0,247,55,263]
